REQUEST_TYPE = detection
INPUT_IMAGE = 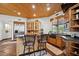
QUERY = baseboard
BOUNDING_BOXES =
[0,38,16,42]
[3,37,11,40]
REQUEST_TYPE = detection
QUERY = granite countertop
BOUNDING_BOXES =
[48,34,79,42]
[61,35,79,42]
[49,34,57,38]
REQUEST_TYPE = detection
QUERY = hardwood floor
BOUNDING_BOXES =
[0,39,16,56]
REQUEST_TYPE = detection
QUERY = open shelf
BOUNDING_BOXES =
[70,42,79,56]
[71,25,79,28]
[73,12,79,15]
[71,46,79,49]
[72,19,79,21]
[69,4,79,32]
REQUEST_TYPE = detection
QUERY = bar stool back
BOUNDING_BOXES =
[23,35,35,56]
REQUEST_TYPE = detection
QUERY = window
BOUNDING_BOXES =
[52,22,69,34]
[58,24,65,34]
[52,25,57,34]
[51,18,69,34]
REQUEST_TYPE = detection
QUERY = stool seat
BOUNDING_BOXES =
[23,42,33,46]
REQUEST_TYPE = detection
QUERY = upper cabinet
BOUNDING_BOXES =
[69,4,79,32]
[26,20,41,35]
[62,4,79,32]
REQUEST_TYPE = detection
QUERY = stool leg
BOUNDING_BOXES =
[23,45,26,54]
[28,46,30,56]
[44,43,46,54]
[40,44,41,56]
[33,46,35,56]
[45,43,47,54]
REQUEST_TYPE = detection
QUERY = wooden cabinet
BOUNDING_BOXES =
[64,10,70,20]
[71,41,79,56]
[65,40,79,56]
[56,36,65,50]
[56,36,63,48]
[65,41,73,56]
[47,37,56,46]
[69,4,79,32]
[26,20,41,35]
[47,35,65,50]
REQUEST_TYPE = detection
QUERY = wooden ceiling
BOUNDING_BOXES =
[0,3,62,18]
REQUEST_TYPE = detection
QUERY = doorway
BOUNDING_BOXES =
[13,21,25,40]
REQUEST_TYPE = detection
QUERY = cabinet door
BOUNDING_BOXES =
[66,41,73,56]
[52,38,56,45]
[47,37,56,45]
[56,37,62,48]
[56,36,65,49]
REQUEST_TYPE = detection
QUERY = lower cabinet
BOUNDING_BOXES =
[65,40,79,56]
[47,35,65,50]
[56,36,65,50]
[47,37,56,46]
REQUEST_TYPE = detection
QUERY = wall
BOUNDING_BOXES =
[0,14,27,40]
[0,14,52,40]
[0,22,4,40]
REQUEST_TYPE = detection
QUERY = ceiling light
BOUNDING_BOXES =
[32,5,35,9]
[33,13,36,16]
[17,12,21,15]
[47,7,50,11]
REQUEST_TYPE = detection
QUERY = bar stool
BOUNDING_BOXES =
[23,35,35,56]
[38,34,48,56]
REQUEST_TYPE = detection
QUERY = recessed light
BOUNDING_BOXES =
[17,12,21,15]
[33,13,36,16]
[32,5,35,9]
[47,7,50,11]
